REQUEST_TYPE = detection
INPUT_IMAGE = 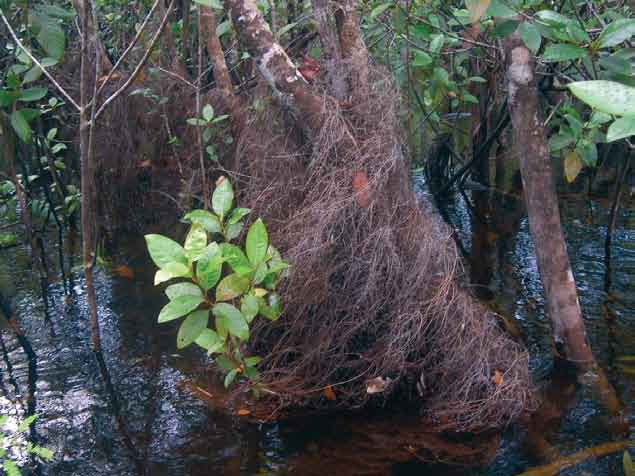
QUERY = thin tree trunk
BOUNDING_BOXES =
[312,0,348,100]
[71,0,113,72]
[334,0,369,101]
[200,6,233,98]
[181,0,192,67]
[504,33,621,415]
[222,0,324,129]
[78,0,102,351]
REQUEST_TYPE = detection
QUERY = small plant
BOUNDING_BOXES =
[145,176,288,390]
[187,104,230,161]
[0,404,54,476]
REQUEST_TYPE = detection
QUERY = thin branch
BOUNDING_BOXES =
[95,0,162,97]
[92,0,174,121]
[0,9,81,111]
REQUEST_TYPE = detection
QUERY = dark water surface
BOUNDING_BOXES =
[1,181,634,476]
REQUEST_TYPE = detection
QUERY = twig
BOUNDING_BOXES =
[95,0,162,97]
[0,9,81,111]
[93,0,174,121]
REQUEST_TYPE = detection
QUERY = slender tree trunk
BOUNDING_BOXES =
[312,0,348,100]
[334,0,369,101]
[181,0,192,67]
[71,0,113,72]
[505,34,593,367]
[78,0,102,351]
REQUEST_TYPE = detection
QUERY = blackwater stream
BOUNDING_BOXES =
[1,179,634,476]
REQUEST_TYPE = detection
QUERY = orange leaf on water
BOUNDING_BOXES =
[113,265,134,279]
[323,385,336,401]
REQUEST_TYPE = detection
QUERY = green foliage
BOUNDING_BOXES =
[187,104,230,162]
[0,412,54,475]
[145,177,289,389]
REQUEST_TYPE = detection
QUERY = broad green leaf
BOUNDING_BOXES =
[598,19,635,49]
[212,176,234,218]
[202,104,214,122]
[564,150,583,183]
[196,243,223,291]
[216,273,251,301]
[241,295,260,322]
[224,368,238,388]
[370,2,392,20]
[535,10,570,27]
[542,44,587,62]
[154,262,191,284]
[165,282,203,300]
[486,0,516,18]
[253,262,268,285]
[244,356,262,366]
[213,303,249,340]
[577,140,597,166]
[177,310,209,348]
[227,207,251,225]
[184,209,222,233]
[145,234,187,268]
[429,34,444,54]
[19,108,41,122]
[217,19,231,36]
[549,132,574,152]
[10,110,32,143]
[0,91,17,107]
[220,243,253,275]
[568,80,635,116]
[519,22,541,53]
[187,117,206,126]
[158,294,203,323]
[607,117,635,142]
[184,224,207,259]
[23,65,44,83]
[225,222,243,241]
[18,414,37,433]
[19,87,47,102]
[276,21,298,38]
[246,218,269,265]
[195,328,224,353]
[30,445,54,461]
[412,51,432,67]
[494,20,520,38]
[32,13,65,60]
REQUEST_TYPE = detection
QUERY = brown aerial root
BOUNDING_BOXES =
[231,66,535,432]
[517,441,632,476]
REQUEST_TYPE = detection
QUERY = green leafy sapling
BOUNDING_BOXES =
[145,176,289,389]
[187,104,230,161]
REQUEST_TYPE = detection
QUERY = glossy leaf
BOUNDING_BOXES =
[158,295,204,323]
[184,209,222,233]
[165,282,203,300]
[202,104,214,122]
[241,295,260,322]
[145,234,187,268]
[542,44,587,62]
[224,368,238,388]
[568,80,635,116]
[184,224,207,259]
[19,87,48,102]
[227,207,251,225]
[216,273,251,301]
[598,19,635,49]
[519,22,541,53]
[607,116,635,142]
[195,328,224,353]
[246,218,269,265]
[213,303,249,341]
[10,110,32,143]
[220,243,253,275]
[225,222,243,241]
[212,176,234,218]
[196,243,223,291]
[154,262,191,285]
[177,310,209,348]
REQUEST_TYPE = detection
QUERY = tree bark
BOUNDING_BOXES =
[503,32,606,375]
[311,0,348,99]
[71,0,113,73]
[200,6,233,97]
[221,0,324,129]
[334,0,369,101]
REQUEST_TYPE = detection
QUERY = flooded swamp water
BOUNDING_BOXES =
[1,177,634,476]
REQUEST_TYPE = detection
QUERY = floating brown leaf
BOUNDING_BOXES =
[323,385,336,401]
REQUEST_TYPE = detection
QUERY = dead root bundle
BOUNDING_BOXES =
[235,68,534,432]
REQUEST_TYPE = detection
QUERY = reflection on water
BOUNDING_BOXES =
[1,178,634,475]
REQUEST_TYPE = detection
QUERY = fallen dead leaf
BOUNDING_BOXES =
[112,265,134,279]
[237,408,251,416]
[366,376,392,394]
[323,385,336,401]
